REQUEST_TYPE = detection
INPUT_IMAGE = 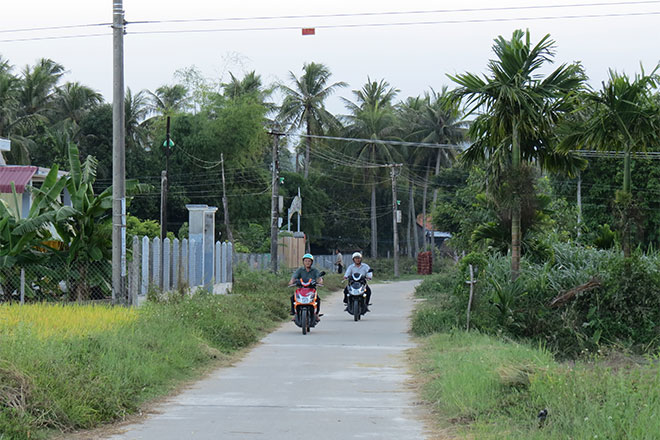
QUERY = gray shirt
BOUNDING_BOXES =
[344,263,372,280]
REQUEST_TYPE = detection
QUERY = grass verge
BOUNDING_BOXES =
[414,331,660,439]
[0,271,344,440]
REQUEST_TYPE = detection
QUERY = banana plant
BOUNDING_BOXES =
[0,166,75,301]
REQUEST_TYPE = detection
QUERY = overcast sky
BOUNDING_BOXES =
[1,0,660,114]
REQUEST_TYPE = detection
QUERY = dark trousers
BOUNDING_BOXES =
[343,285,371,305]
[291,295,321,314]
[337,264,344,274]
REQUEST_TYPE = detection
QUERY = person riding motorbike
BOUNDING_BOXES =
[343,252,372,311]
[289,253,324,319]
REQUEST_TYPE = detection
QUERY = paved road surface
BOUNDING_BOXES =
[105,279,426,440]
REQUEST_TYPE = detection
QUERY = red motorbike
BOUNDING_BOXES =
[291,271,325,335]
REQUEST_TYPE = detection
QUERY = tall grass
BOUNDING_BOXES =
[0,269,326,439]
[412,243,660,356]
[417,332,660,439]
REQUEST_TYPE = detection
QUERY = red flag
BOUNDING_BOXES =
[302,28,315,36]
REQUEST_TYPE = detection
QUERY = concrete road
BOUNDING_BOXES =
[105,279,426,440]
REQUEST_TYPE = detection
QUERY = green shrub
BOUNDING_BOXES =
[413,242,660,356]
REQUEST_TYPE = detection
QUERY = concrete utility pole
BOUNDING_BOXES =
[112,0,126,305]
[220,153,233,242]
[160,116,171,288]
[390,164,402,278]
[269,131,284,273]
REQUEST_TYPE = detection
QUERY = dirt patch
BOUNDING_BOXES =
[0,361,31,416]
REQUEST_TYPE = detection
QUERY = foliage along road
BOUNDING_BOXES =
[100,280,428,440]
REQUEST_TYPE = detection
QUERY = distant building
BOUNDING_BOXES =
[416,214,451,248]
[0,139,70,218]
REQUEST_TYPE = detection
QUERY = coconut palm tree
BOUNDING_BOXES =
[449,29,585,279]
[51,82,103,130]
[278,62,346,177]
[147,84,189,118]
[415,88,467,205]
[343,78,400,258]
[559,67,660,256]
[124,88,150,151]
[18,58,65,117]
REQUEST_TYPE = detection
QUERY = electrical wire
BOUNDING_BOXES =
[3,7,660,43]
[127,1,660,25]
[4,2,656,35]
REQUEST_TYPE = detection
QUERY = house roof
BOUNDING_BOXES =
[416,214,435,231]
[0,166,38,193]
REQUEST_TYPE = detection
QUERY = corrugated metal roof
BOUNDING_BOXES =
[0,166,38,193]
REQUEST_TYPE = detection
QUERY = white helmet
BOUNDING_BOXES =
[352,252,362,260]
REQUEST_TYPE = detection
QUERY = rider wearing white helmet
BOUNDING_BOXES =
[343,252,373,311]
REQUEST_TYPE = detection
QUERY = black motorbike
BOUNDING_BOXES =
[345,269,372,321]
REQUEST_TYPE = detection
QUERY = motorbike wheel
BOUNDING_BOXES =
[353,299,360,321]
[301,308,308,335]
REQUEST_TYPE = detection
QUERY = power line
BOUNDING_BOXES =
[127,1,660,24]
[125,11,660,37]
[3,9,660,43]
[0,23,110,34]
[4,2,657,35]
[300,133,464,150]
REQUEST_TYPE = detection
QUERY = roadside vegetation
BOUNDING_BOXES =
[411,249,660,439]
[416,332,660,439]
[0,271,344,440]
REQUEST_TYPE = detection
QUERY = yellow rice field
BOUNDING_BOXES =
[0,303,138,339]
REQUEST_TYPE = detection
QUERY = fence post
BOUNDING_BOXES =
[181,238,189,287]
[215,241,221,284]
[152,237,161,289]
[130,236,140,306]
[163,238,171,291]
[172,238,180,291]
[227,242,233,282]
[467,264,475,332]
[188,239,198,288]
[141,236,149,296]
[221,242,228,283]
[20,268,25,305]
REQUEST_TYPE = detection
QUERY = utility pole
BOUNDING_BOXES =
[220,153,233,242]
[112,0,126,305]
[269,131,284,273]
[159,116,171,288]
[390,164,402,277]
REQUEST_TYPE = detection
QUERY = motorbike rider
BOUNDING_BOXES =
[289,253,324,319]
[343,252,372,311]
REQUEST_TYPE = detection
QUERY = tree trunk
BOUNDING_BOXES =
[406,181,413,258]
[422,159,430,252]
[432,149,442,205]
[622,150,632,257]
[411,182,419,257]
[304,120,311,178]
[511,118,521,281]
[371,180,378,258]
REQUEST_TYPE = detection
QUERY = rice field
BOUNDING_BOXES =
[0,303,138,339]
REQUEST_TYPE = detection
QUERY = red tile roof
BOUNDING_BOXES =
[0,166,38,193]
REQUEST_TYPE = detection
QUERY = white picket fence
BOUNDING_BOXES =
[127,235,233,304]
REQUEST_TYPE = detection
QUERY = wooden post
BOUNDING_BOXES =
[466,264,475,332]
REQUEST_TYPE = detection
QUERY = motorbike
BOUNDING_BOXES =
[291,271,325,335]
[345,269,373,321]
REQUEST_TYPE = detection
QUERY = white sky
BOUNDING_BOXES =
[1,0,660,114]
